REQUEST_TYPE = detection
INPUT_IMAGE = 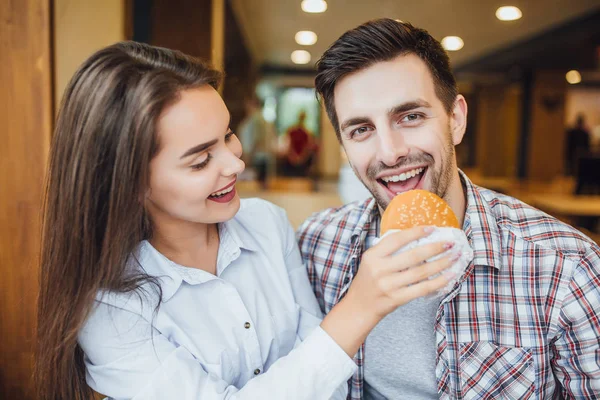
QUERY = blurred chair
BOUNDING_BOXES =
[575,155,600,195]
[269,177,314,192]
[579,226,600,245]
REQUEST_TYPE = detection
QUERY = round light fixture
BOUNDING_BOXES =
[291,50,311,65]
[295,31,318,46]
[566,70,582,85]
[441,36,464,51]
[496,6,522,21]
[301,0,327,13]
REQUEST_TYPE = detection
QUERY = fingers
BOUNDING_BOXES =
[385,240,455,272]
[395,273,453,305]
[369,226,433,257]
[383,251,459,291]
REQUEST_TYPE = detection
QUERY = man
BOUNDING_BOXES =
[565,113,590,176]
[298,19,600,399]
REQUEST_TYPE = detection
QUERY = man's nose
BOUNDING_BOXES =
[378,126,409,166]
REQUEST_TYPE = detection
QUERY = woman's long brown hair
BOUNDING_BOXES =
[35,42,221,400]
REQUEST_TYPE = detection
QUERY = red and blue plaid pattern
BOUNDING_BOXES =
[297,172,600,399]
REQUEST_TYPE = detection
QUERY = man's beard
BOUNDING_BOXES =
[350,131,456,211]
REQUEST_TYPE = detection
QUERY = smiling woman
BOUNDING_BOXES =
[146,86,244,226]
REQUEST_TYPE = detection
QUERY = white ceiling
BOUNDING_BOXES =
[230,0,600,69]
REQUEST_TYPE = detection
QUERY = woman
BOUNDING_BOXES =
[35,42,455,400]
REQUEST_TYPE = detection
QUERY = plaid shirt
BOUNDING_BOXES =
[297,172,600,399]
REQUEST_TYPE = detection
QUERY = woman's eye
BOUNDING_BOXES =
[225,130,235,141]
[191,153,212,170]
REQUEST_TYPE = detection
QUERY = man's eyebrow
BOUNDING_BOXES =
[340,117,372,132]
[388,100,432,116]
[339,100,432,132]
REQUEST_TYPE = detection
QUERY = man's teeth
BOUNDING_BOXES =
[381,167,425,183]
[210,186,234,197]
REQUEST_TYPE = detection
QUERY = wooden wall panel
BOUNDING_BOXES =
[150,0,213,61]
[528,71,567,181]
[474,84,521,178]
[0,0,53,398]
[54,0,125,106]
[501,85,522,178]
[222,0,256,132]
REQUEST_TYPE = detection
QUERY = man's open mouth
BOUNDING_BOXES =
[377,166,427,196]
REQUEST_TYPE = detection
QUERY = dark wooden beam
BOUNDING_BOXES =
[455,8,600,74]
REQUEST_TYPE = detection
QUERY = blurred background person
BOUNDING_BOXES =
[565,113,590,176]
[238,95,276,189]
[280,110,319,177]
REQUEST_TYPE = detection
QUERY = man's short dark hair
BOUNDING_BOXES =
[315,18,458,140]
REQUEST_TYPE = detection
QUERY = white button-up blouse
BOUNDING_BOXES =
[78,199,357,399]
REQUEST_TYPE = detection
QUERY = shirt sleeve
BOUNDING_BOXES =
[280,206,357,399]
[552,246,600,399]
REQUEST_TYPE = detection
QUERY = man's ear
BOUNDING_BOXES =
[450,95,468,146]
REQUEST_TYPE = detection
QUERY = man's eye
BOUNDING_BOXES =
[402,114,423,122]
[351,126,372,138]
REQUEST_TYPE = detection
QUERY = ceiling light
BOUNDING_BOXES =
[441,36,464,51]
[295,31,318,46]
[301,0,327,13]
[291,50,311,65]
[566,70,582,85]
[496,6,522,21]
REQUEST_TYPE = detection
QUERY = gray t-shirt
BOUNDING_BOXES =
[363,223,440,400]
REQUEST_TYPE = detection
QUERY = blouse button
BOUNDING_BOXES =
[254,368,261,375]
[244,322,251,329]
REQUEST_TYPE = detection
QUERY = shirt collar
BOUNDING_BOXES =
[350,197,380,243]
[215,218,257,276]
[135,241,183,302]
[220,217,259,253]
[460,170,503,269]
[135,219,258,302]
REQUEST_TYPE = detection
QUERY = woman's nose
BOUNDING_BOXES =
[222,138,245,177]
